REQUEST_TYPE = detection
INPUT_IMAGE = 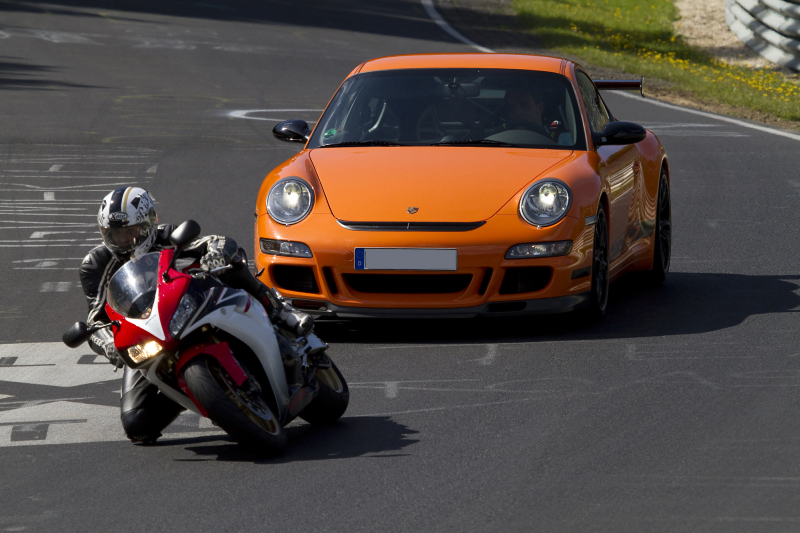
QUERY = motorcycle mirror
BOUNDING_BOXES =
[170,220,201,248]
[62,322,90,348]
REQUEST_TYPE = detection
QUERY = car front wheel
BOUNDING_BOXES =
[586,204,609,319]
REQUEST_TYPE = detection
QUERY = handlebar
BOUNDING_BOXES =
[185,264,233,278]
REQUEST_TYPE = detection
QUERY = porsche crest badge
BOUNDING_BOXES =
[407,207,419,214]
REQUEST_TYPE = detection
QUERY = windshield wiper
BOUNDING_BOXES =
[322,140,406,147]
[429,139,516,147]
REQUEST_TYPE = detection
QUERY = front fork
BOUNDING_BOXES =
[275,328,329,423]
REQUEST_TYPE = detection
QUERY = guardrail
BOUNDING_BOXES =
[725,0,800,71]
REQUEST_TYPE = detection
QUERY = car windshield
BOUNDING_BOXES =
[107,252,160,319]
[308,68,586,150]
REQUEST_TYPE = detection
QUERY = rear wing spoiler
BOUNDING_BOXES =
[593,77,644,97]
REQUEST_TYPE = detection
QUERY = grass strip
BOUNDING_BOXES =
[512,0,800,121]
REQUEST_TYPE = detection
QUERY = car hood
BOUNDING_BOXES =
[309,147,574,222]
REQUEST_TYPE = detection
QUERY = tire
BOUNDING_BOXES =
[182,355,286,454]
[647,169,671,285]
[586,204,610,319]
[299,361,349,425]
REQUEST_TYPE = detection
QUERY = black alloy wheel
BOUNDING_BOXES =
[587,204,609,318]
[648,169,671,285]
[182,356,286,454]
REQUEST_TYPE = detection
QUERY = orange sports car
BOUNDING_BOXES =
[253,54,671,318]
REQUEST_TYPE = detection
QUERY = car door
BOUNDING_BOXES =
[575,71,640,262]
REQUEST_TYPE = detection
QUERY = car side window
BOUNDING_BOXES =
[576,71,610,133]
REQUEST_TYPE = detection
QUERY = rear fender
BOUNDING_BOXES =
[176,341,247,417]
[181,292,290,419]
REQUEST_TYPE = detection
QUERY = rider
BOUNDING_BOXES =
[80,186,313,444]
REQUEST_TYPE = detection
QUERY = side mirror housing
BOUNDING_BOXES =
[170,220,201,248]
[63,322,90,348]
[273,120,311,143]
[594,121,647,147]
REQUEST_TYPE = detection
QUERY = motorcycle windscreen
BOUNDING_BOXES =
[107,251,160,319]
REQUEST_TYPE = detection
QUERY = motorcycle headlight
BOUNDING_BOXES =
[127,341,163,364]
[267,177,315,225]
[519,179,572,227]
[169,293,198,338]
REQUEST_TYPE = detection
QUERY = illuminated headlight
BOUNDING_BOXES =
[127,341,163,363]
[169,293,198,337]
[506,241,572,259]
[260,238,313,258]
[519,180,571,227]
[267,177,314,225]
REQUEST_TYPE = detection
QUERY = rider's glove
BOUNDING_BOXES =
[200,236,231,272]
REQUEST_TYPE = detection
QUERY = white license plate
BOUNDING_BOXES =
[354,248,457,271]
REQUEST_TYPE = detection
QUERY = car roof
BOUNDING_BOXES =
[356,53,569,75]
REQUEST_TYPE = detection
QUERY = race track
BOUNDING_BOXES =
[1,1,800,531]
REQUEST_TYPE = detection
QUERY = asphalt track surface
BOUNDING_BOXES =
[1,1,800,531]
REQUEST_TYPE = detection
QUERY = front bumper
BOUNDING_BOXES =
[286,292,590,318]
[254,210,595,317]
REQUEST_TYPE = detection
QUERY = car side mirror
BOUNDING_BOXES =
[62,322,90,348]
[273,120,311,143]
[594,121,646,147]
[170,220,201,248]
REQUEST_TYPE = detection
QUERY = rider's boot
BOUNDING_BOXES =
[257,285,314,337]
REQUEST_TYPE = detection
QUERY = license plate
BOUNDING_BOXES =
[354,248,457,271]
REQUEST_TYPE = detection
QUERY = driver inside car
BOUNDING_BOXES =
[80,186,315,445]
[502,88,549,137]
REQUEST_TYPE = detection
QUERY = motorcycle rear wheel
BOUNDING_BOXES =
[299,361,349,425]
[182,355,286,454]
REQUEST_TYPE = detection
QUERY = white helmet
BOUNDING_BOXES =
[97,187,157,260]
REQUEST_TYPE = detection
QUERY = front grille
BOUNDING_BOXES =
[498,267,552,295]
[273,265,319,294]
[343,273,472,294]
[337,221,486,232]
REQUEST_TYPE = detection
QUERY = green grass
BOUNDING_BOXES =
[512,0,800,121]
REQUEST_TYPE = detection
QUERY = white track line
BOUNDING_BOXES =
[420,0,800,142]
[420,0,493,53]
[612,91,800,142]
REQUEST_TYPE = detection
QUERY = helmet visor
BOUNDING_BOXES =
[100,222,153,255]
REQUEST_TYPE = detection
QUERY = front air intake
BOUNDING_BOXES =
[273,265,320,294]
[343,273,472,294]
[498,267,552,295]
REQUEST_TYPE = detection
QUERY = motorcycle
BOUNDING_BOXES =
[62,220,348,454]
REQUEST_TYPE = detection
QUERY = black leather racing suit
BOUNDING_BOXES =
[79,223,271,442]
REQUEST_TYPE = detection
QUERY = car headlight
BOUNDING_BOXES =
[169,293,198,338]
[127,340,163,364]
[267,177,315,225]
[519,179,572,227]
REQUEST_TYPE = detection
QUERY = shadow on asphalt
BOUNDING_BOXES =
[0,0,455,44]
[0,57,102,91]
[314,272,800,344]
[173,416,419,463]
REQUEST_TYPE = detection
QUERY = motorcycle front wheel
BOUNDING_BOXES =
[182,355,286,454]
[299,360,349,425]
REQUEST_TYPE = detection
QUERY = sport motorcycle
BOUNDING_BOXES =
[62,220,348,454]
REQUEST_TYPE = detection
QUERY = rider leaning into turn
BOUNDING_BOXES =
[80,186,313,445]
